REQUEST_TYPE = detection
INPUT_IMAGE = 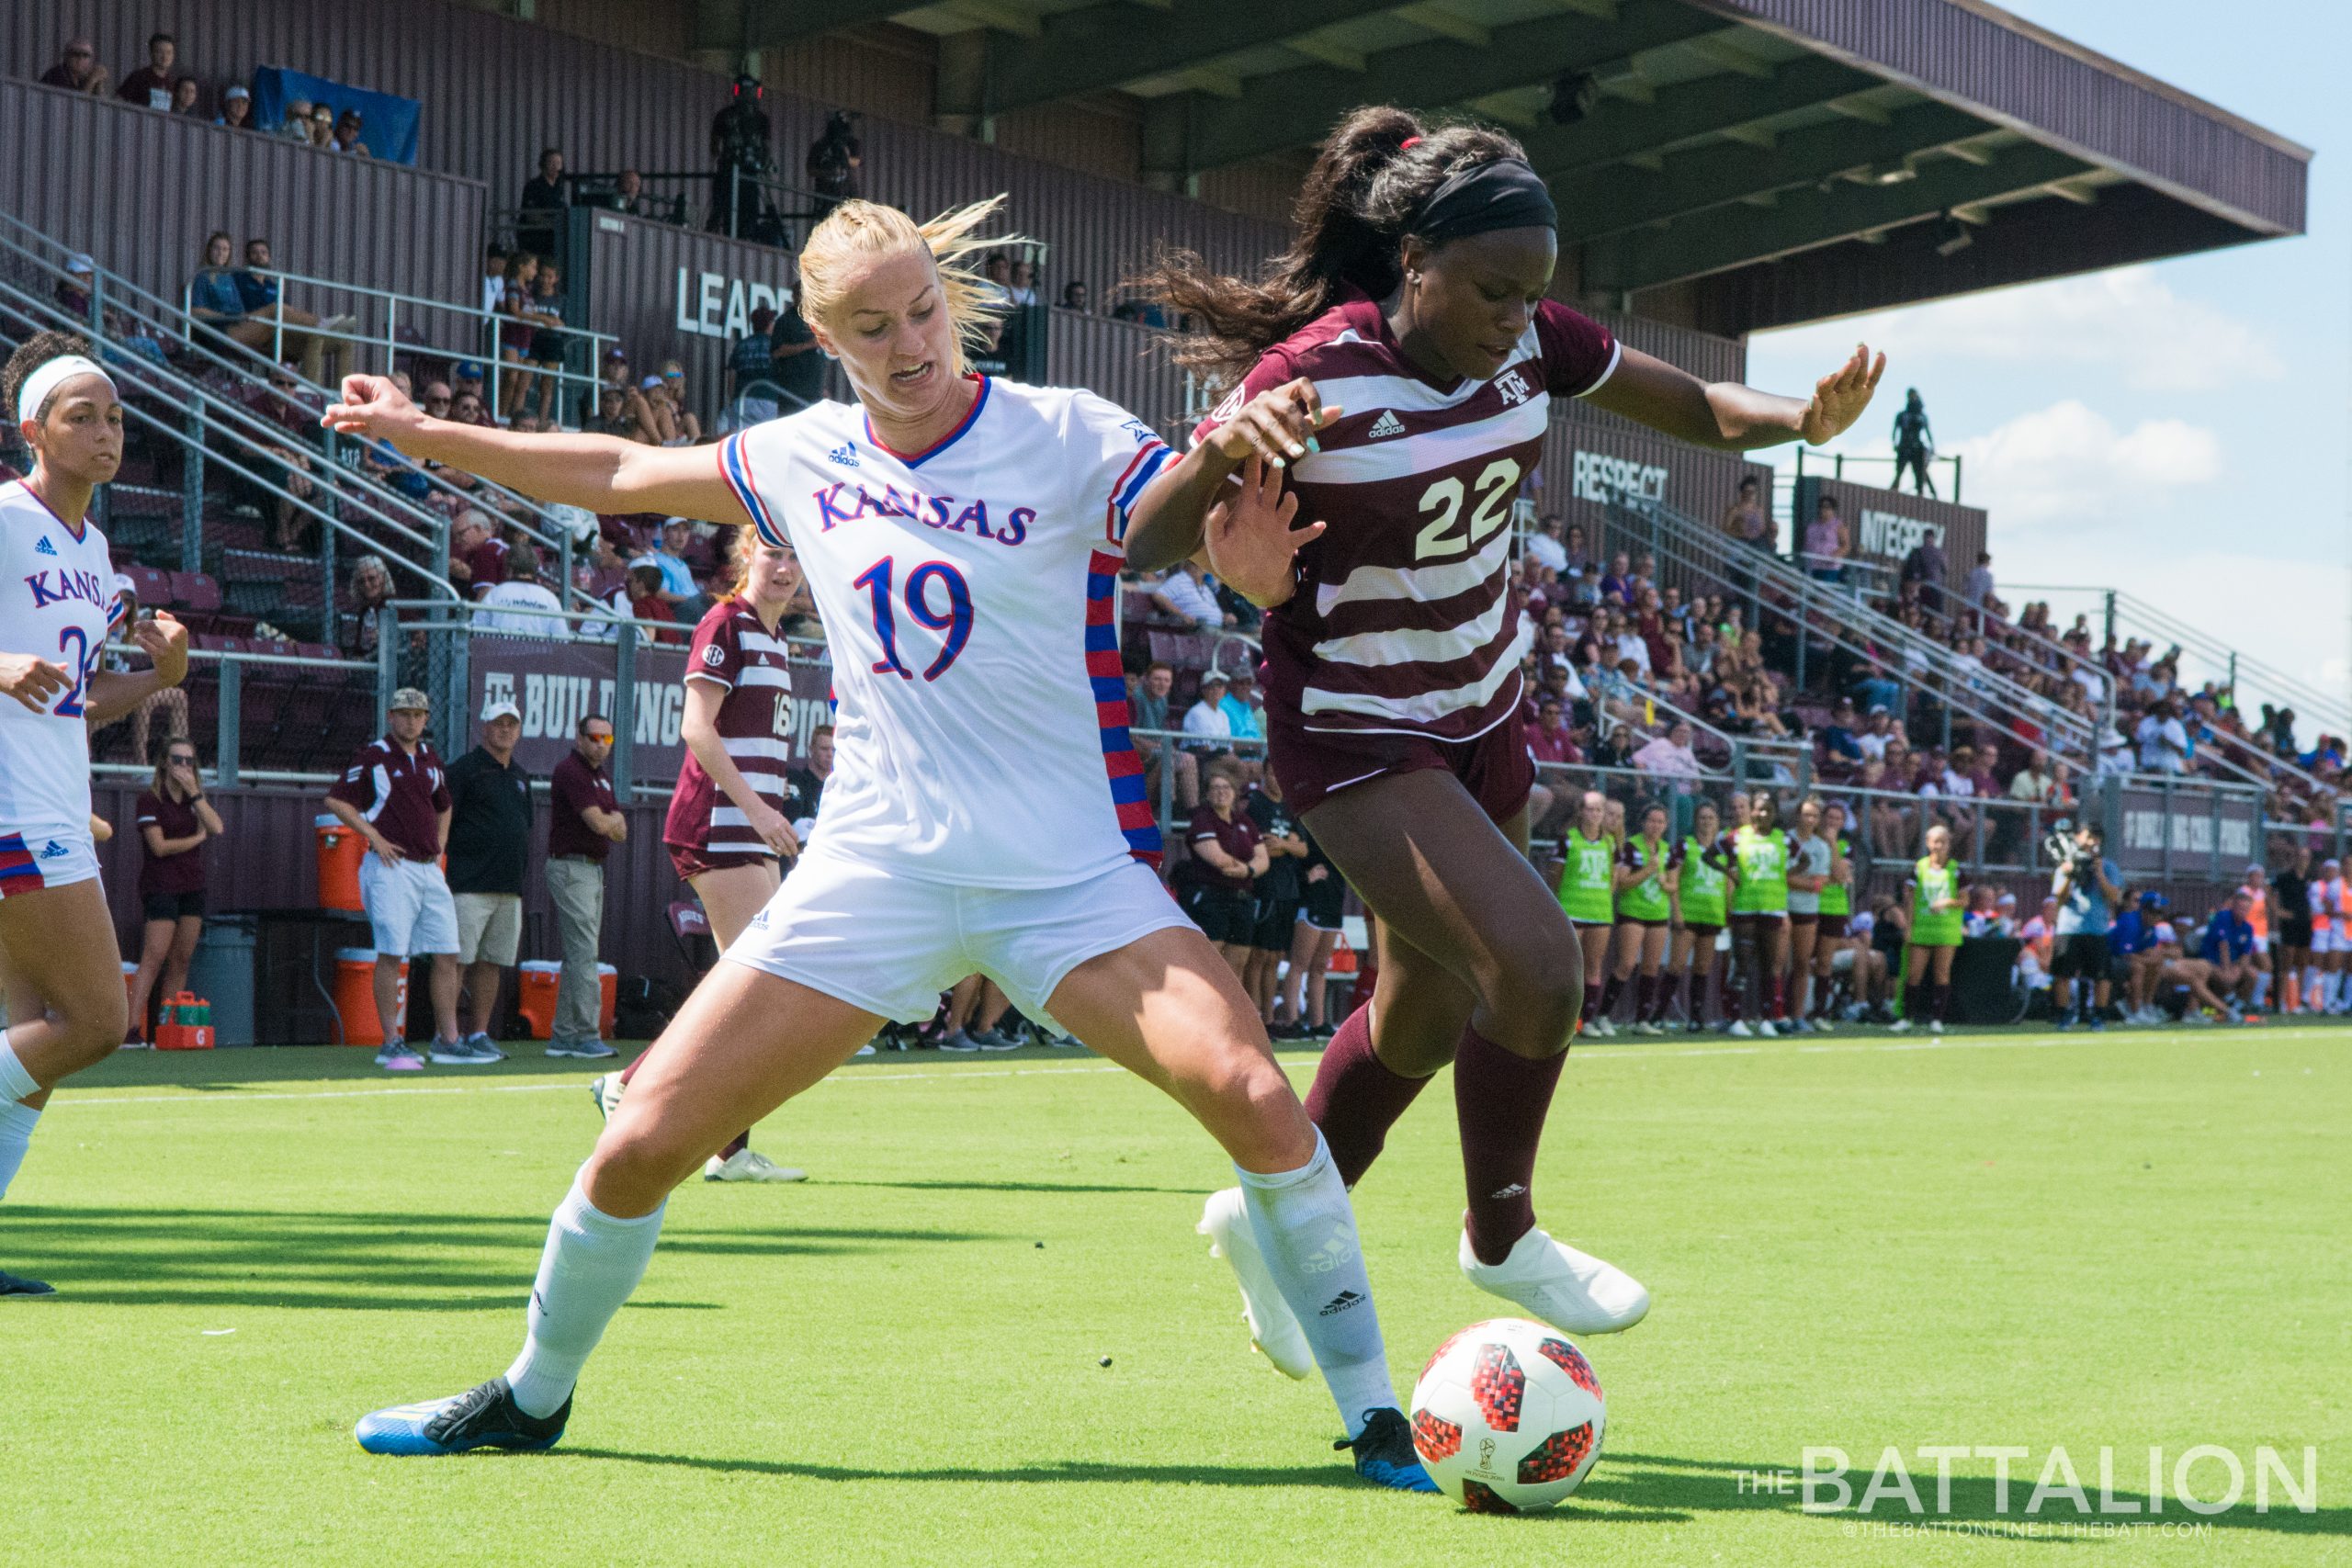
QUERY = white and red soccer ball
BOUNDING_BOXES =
[1409,1317,1606,1512]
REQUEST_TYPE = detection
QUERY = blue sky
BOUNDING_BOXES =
[1745,0,2349,709]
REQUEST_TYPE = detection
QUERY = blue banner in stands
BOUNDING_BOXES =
[251,67,421,166]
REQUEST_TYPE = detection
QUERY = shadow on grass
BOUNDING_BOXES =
[0,1206,994,1313]
[822,1179,1213,1198]
[1577,1452,2347,1538]
[69,1047,628,1092]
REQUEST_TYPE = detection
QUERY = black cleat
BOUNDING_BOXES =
[356,1376,570,1455]
[1337,1406,1440,1492]
[0,1269,55,1296]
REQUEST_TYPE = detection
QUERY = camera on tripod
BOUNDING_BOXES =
[2045,817,2098,879]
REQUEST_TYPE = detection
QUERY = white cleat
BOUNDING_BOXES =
[1889,1018,1913,1033]
[1727,1018,1754,1038]
[1460,1225,1649,1337]
[703,1149,808,1183]
[1196,1188,1312,1380]
[588,1074,625,1121]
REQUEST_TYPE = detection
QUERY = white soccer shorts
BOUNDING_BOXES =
[0,825,98,898]
[359,854,461,958]
[724,843,1193,1026]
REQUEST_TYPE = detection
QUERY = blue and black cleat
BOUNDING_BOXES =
[356,1376,570,1456]
[1338,1406,1441,1493]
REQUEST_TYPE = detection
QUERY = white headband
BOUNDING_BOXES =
[16,355,115,425]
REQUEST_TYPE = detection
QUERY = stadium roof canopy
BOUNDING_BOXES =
[702,0,2310,333]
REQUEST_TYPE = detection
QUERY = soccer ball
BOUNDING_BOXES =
[1408,1317,1606,1513]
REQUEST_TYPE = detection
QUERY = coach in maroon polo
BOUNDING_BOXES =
[545,714,627,1059]
[324,687,468,1068]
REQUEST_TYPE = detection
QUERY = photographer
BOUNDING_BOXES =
[806,109,862,220]
[2049,819,2122,1030]
[709,75,775,236]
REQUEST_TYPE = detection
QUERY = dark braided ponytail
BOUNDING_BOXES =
[1139,107,1530,388]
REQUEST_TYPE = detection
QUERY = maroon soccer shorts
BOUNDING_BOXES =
[1272,705,1533,828]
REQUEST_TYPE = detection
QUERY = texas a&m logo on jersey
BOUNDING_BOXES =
[1495,368,1532,407]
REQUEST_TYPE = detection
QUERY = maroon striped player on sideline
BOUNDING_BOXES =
[593,530,813,1183]
[1134,107,1884,1348]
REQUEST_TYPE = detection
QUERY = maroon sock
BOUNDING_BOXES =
[617,1053,645,1087]
[1599,973,1626,1021]
[718,1132,749,1160]
[1769,973,1788,1021]
[1303,1002,1431,1188]
[1930,982,1951,1022]
[1454,1025,1566,1266]
[1579,974,1603,1024]
[1904,982,1922,1021]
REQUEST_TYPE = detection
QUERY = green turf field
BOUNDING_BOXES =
[6,1023,2347,1565]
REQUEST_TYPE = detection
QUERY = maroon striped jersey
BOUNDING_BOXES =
[662,595,795,857]
[1195,294,1617,741]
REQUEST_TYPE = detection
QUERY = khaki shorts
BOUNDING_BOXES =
[454,892,523,966]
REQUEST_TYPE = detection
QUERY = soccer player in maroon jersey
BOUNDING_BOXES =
[595,531,811,1183]
[1132,107,1883,1339]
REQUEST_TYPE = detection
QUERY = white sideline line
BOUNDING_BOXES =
[51,1028,2337,1111]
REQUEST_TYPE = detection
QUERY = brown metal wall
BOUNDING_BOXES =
[1539,407,1763,569]
[1044,309,1194,439]
[91,781,695,1001]
[0,76,482,315]
[760,24,942,127]
[1703,0,2306,235]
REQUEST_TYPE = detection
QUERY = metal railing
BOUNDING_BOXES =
[1790,446,1964,504]
[94,638,378,788]
[0,209,591,610]
[181,263,617,429]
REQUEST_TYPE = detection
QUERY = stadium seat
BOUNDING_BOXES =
[169,571,222,613]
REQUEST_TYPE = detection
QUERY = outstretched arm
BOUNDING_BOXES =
[1125,377,1340,573]
[322,374,752,528]
[1588,343,1885,452]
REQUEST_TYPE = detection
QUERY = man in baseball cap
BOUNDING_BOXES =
[443,695,536,1062]
[324,688,471,1068]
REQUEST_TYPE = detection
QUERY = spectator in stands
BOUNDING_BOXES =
[1059,281,1090,312]
[118,32,178,110]
[2137,695,2191,774]
[475,542,565,637]
[1802,493,1848,581]
[1900,531,1949,615]
[277,97,313,142]
[1724,475,1771,551]
[578,530,630,602]
[518,148,568,260]
[445,700,533,1059]
[126,739,224,1045]
[768,277,827,412]
[215,85,254,130]
[1182,670,1234,754]
[1634,721,1703,788]
[603,167,659,219]
[324,687,469,1070]
[305,103,336,149]
[481,246,508,316]
[187,232,332,384]
[1820,696,1863,764]
[40,39,109,96]
[521,260,574,418]
[1524,513,1569,573]
[449,509,507,600]
[1962,550,1996,617]
[729,305,779,398]
[495,253,542,416]
[345,555,396,659]
[1149,557,1231,629]
[641,363,703,446]
[546,713,625,1059]
[170,77,200,116]
[634,517,707,622]
[1128,661,1198,811]
[782,725,832,835]
[331,109,368,156]
[625,564,684,644]
[1178,770,1267,976]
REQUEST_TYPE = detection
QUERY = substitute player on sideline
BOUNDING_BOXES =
[328,197,1434,1487]
[593,531,813,1184]
[0,333,190,1295]
[1136,107,1880,1347]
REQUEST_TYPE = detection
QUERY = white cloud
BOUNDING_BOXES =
[1944,400,2222,528]
[1760,266,2283,393]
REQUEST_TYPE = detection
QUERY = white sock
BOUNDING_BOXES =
[1236,1132,1396,1437]
[0,1034,40,1104]
[0,1100,39,1201]
[2251,971,2270,1009]
[2301,967,2321,1008]
[503,1176,665,1418]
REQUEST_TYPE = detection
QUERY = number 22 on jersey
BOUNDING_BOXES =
[854,557,974,682]
[1414,458,1521,561]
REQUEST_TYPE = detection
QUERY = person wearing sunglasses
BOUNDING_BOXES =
[39,40,109,96]
[127,740,225,1045]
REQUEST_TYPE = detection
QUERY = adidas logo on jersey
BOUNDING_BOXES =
[1366,410,1406,440]
[34,536,57,557]
[828,444,859,468]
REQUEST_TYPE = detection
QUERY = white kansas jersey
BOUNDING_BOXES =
[718,375,1170,888]
[0,479,121,844]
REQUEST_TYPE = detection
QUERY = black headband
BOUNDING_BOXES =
[1409,156,1557,243]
